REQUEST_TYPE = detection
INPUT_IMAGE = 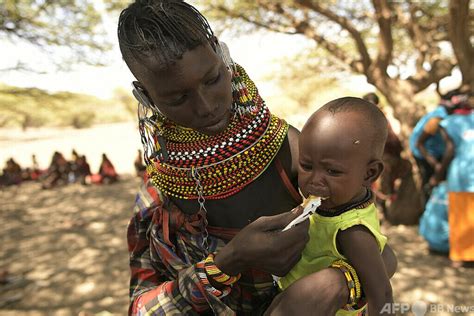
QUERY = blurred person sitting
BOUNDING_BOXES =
[41,151,71,189]
[409,89,462,203]
[29,154,43,181]
[97,153,118,184]
[68,149,81,183]
[0,158,23,186]
[76,155,92,185]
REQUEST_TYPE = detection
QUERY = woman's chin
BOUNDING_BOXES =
[198,113,231,135]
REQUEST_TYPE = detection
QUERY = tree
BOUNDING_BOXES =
[202,0,472,137]
[449,0,474,93]
[0,0,112,72]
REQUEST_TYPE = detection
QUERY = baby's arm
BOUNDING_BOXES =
[337,226,393,315]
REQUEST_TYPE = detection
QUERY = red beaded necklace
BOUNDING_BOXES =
[146,65,288,200]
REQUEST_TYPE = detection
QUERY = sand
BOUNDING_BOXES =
[1,125,473,315]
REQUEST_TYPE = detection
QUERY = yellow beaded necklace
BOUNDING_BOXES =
[146,65,288,200]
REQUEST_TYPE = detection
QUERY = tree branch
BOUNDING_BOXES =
[0,62,47,74]
[449,0,473,90]
[294,0,372,73]
[407,58,455,93]
[212,4,296,34]
[213,3,362,73]
[371,0,393,73]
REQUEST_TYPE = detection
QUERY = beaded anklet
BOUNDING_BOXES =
[330,260,362,307]
[204,253,241,286]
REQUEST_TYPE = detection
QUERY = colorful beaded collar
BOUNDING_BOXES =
[146,65,288,200]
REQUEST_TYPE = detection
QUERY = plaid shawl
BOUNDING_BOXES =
[128,178,278,315]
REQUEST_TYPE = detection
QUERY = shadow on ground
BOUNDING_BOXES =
[1,176,140,316]
[382,224,474,315]
[1,177,473,316]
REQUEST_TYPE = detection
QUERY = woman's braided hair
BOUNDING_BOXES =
[118,0,216,67]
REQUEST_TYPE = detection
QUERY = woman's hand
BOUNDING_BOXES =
[214,207,309,276]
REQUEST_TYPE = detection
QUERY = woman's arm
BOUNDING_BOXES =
[416,117,442,168]
[129,180,312,315]
[430,127,455,186]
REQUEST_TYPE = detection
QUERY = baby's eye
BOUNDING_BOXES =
[327,169,341,176]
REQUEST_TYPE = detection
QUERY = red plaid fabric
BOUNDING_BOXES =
[127,179,278,315]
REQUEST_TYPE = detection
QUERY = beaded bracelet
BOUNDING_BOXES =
[204,253,241,286]
[196,260,231,298]
[330,260,362,307]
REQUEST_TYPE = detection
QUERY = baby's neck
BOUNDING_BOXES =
[316,188,372,217]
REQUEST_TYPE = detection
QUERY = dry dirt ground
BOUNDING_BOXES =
[1,177,473,316]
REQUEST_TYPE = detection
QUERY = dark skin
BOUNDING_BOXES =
[294,110,393,315]
[416,105,456,185]
[431,98,474,186]
[129,43,397,315]
[429,127,455,187]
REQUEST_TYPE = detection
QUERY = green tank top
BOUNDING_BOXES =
[279,203,387,290]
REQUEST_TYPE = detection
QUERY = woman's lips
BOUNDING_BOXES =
[198,112,230,133]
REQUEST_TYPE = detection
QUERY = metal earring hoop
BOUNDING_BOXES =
[216,41,235,74]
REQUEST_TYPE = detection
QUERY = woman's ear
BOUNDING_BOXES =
[132,81,154,108]
[364,159,384,186]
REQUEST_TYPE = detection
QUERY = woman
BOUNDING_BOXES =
[419,92,473,258]
[438,95,473,263]
[117,1,397,314]
[98,153,119,184]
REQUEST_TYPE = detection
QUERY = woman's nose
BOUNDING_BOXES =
[194,91,214,117]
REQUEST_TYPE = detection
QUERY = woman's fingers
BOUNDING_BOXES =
[253,207,304,231]
[222,210,310,275]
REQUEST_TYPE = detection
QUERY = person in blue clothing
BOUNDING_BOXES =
[409,89,461,202]
[433,94,473,191]
[437,94,473,263]
[418,91,472,257]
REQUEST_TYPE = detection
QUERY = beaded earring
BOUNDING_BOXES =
[215,41,257,117]
[133,82,169,163]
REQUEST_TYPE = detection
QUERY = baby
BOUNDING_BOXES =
[279,97,393,315]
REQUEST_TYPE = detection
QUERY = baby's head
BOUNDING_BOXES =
[298,97,388,209]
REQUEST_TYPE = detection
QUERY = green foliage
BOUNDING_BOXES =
[0,83,133,129]
[0,0,112,71]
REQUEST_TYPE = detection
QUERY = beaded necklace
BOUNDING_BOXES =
[145,65,288,200]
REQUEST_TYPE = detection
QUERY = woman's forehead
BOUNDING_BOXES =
[132,44,219,94]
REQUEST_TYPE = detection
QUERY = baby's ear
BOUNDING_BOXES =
[364,159,384,186]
